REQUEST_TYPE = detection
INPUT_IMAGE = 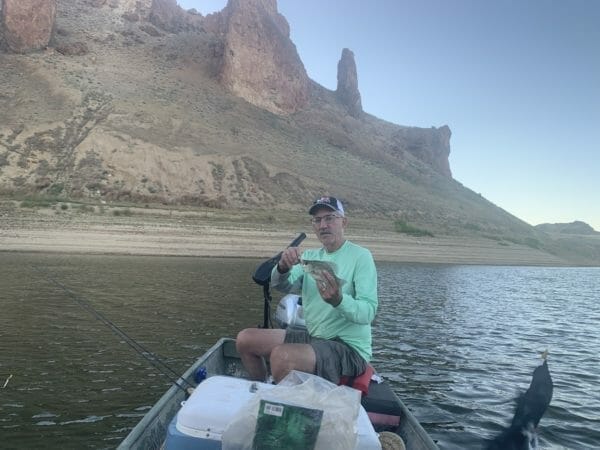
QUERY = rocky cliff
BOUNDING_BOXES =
[1,0,465,227]
[208,0,309,115]
[1,0,57,53]
[391,125,452,178]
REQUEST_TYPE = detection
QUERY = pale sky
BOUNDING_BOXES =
[177,0,600,231]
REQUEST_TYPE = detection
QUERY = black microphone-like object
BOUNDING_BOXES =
[252,232,306,286]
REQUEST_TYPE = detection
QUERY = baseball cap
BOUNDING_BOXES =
[308,196,345,216]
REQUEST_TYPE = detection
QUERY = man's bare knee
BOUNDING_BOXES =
[236,328,253,354]
[270,344,292,382]
[236,328,285,357]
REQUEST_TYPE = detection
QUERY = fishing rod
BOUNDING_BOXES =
[32,265,193,393]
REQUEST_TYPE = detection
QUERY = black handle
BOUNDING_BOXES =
[252,232,306,286]
[288,232,306,249]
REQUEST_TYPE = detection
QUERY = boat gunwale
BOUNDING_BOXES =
[117,338,231,450]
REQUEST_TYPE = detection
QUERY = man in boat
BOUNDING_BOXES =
[236,196,378,384]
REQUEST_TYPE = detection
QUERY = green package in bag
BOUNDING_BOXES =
[252,399,323,450]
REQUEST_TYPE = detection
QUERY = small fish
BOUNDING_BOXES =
[301,259,345,286]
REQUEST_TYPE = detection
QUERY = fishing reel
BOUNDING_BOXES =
[274,294,306,330]
[252,233,306,328]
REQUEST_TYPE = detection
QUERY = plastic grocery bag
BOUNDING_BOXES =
[222,370,361,450]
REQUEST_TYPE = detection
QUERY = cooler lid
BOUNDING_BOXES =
[176,376,273,437]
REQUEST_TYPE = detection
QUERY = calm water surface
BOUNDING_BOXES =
[1,253,599,449]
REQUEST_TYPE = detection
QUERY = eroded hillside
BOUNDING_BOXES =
[0,0,453,215]
[2,0,600,265]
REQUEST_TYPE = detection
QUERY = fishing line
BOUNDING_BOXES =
[32,265,193,392]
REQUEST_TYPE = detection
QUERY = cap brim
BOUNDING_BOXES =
[308,204,340,215]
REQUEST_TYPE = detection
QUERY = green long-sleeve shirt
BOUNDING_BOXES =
[271,240,378,361]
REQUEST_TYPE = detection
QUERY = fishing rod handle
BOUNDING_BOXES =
[287,232,306,248]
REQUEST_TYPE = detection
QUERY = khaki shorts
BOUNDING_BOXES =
[284,327,367,384]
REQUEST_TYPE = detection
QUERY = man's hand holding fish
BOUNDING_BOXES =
[276,246,301,273]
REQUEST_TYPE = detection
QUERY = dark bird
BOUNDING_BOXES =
[485,351,554,450]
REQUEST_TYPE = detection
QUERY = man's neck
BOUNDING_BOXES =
[324,239,346,253]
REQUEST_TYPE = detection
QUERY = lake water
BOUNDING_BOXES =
[1,253,599,449]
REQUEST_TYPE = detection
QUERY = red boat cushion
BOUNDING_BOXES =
[339,364,374,396]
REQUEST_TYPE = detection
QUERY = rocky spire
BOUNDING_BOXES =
[215,0,309,115]
[336,48,363,118]
[1,0,56,53]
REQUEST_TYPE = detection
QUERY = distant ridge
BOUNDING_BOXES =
[535,221,598,235]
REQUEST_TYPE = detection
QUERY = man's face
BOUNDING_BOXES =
[311,207,347,252]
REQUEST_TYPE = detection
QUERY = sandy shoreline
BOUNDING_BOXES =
[0,211,568,266]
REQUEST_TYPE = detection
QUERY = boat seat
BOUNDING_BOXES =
[339,364,374,396]
[361,380,403,430]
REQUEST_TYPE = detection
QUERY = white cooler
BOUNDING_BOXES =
[164,375,381,449]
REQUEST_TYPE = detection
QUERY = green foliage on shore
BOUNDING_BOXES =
[48,183,65,196]
[503,236,542,250]
[393,220,434,237]
[112,208,133,217]
[19,197,60,208]
[483,233,542,250]
[75,204,96,213]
